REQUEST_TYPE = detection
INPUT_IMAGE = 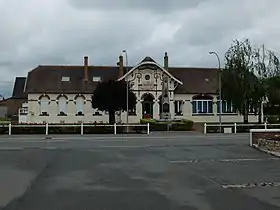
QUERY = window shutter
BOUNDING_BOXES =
[40,97,49,113]
[58,97,67,113]
[76,97,84,113]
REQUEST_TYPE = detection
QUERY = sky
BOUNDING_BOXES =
[0,0,280,97]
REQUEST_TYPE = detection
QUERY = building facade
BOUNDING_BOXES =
[17,53,258,124]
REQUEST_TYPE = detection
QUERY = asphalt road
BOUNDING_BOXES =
[0,133,280,209]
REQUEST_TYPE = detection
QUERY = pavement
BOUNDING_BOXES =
[0,133,280,209]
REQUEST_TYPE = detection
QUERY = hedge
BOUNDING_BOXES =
[206,123,280,133]
[0,125,126,135]
[139,118,194,131]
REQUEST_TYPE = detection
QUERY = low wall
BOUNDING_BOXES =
[251,130,280,151]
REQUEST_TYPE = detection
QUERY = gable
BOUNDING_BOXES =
[117,58,183,85]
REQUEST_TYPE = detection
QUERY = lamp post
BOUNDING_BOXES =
[209,51,222,133]
[122,50,129,130]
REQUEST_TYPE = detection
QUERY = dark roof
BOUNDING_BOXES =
[169,67,218,94]
[25,65,119,93]
[24,63,219,94]
[12,77,27,98]
[141,56,156,63]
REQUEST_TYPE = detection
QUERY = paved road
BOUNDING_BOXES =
[0,133,280,209]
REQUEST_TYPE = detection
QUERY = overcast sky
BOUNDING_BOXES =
[0,0,279,96]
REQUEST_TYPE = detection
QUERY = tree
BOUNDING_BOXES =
[253,45,280,122]
[91,80,137,124]
[222,39,259,123]
[223,39,280,123]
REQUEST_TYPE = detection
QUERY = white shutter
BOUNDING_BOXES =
[58,97,67,113]
[76,97,84,113]
[40,97,49,113]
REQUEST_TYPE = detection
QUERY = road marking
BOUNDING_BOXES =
[222,182,280,189]
[22,140,66,143]
[0,147,23,150]
[169,157,280,164]
[95,145,167,148]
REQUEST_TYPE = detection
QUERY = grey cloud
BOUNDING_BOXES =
[1,0,280,97]
[68,0,206,12]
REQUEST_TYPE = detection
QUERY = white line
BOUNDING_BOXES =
[221,182,280,189]
[95,145,167,148]
[169,157,279,164]
[0,147,23,150]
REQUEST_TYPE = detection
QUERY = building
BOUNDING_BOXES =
[17,53,258,124]
[0,77,27,120]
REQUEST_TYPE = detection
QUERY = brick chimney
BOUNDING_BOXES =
[164,52,168,71]
[84,56,89,82]
[119,55,124,77]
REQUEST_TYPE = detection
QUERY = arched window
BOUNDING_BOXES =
[39,95,50,116]
[75,95,85,116]
[192,95,213,114]
[57,96,67,116]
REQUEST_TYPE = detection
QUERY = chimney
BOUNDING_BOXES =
[164,52,168,71]
[84,56,89,82]
[118,55,124,77]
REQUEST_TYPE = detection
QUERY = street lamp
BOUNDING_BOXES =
[209,51,222,133]
[122,50,129,130]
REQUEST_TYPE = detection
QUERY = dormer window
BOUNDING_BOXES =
[61,76,70,81]
[93,76,101,82]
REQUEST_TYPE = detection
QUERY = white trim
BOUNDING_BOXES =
[192,100,213,114]
[117,61,183,85]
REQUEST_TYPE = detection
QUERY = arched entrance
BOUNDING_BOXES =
[142,93,154,118]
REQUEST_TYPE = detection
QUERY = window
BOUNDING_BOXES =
[128,106,136,115]
[57,96,67,116]
[39,96,49,116]
[192,100,213,114]
[61,76,70,81]
[75,96,84,116]
[93,109,102,116]
[174,100,183,116]
[145,75,150,80]
[217,100,235,113]
[19,107,28,115]
[93,76,101,82]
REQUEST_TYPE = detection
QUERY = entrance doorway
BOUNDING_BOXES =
[142,93,154,118]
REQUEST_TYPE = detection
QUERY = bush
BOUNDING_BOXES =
[206,123,280,133]
[8,124,126,135]
[139,118,194,131]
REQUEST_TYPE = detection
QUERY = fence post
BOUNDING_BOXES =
[114,123,117,135]
[45,123,48,136]
[81,122,84,135]
[204,123,207,134]
[264,122,267,130]
[8,123,11,135]
[234,123,237,133]
[147,123,150,135]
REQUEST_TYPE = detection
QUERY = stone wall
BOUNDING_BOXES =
[252,132,280,151]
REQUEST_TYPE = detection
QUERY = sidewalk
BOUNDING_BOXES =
[252,144,280,157]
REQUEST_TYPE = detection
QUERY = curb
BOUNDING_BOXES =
[251,145,280,158]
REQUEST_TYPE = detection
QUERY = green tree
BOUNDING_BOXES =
[222,39,259,123]
[91,80,137,124]
[253,45,280,122]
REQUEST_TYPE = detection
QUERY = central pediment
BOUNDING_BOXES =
[117,56,183,85]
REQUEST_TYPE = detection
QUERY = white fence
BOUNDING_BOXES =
[0,123,150,136]
[204,122,280,134]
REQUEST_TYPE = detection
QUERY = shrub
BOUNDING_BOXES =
[139,118,194,131]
